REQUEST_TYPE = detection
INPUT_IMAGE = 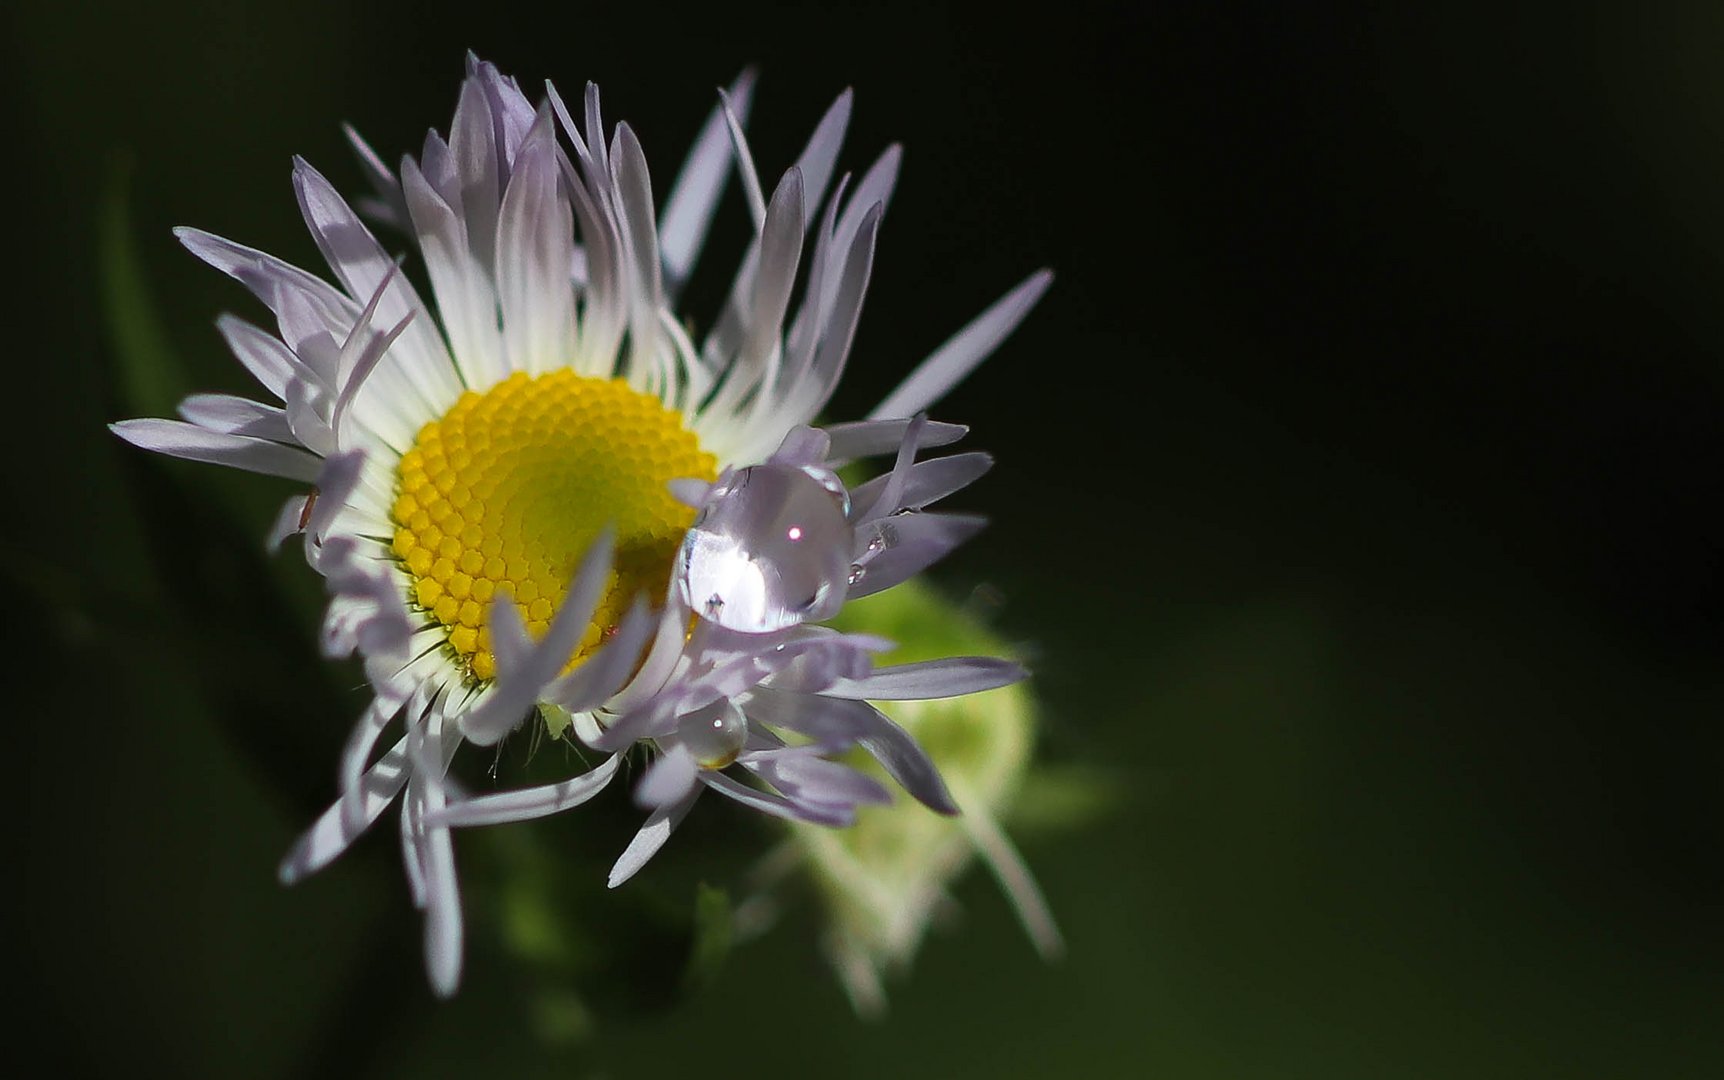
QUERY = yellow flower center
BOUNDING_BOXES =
[390,370,717,684]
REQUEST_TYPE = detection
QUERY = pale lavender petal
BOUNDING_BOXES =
[796,203,883,421]
[177,393,294,442]
[769,425,831,467]
[419,129,460,210]
[278,735,409,884]
[755,632,885,694]
[543,597,656,713]
[701,770,853,826]
[471,55,535,168]
[343,123,407,228]
[593,630,889,751]
[751,754,891,809]
[292,157,457,394]
[730,168,805,399]
[331,308,414,448]
[849,705,957,814]
[110,418,321,482]
[822,418,968,461]
[847,512,988,599]
[608,788,701,888]
[175,227,356,328]
[427,754,621,827]
[583,83,611,192]
[636,744,699,807]
[743,688,956,813]
[338,694,401,833]
[778,172,847,383]
[449,76,502,273]
[400,157,503,388]
[816,146,900,328]
[869,269,1053,420]
[422,817,463,998]
[604,597,693,714]
[717,87,766,230]
[856,413,924,522]
[460,531,613,745]
[850,451,993,517]
[215,314,300,400]
[304,449,368,542]
[407,711,463,998]
[314,536,415,672]
[791,89,853,228]
[266,494,311,552]
[610,122,666,372]
[951,776,1065,961]
[821,656,1026,700]
[668,477,712,507]
[496,105,577,376]
[661,68,756,290]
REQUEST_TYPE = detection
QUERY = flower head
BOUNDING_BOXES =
[112,55,1049,995]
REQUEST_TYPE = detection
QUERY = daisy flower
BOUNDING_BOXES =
[111,56,1049,995]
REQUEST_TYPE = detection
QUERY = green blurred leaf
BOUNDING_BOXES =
[682,883,734,992]
[529,986,596,1047]
[100,154,186,418]
[1006,764,1126,833]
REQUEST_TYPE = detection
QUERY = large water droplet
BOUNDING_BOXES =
[677,463,855,633]
[677,699,749,768]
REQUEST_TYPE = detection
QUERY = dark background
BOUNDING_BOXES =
[9,2,1721,1077]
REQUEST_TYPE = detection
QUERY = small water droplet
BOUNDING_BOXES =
[847,564,866,586]
[677,463,855,633]
[677,699,748,768]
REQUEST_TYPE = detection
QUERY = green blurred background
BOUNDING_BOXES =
[9,2,1722,1076]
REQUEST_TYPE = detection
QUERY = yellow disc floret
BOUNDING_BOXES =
[390,370,717,684]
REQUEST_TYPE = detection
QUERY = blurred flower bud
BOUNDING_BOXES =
[784,580,1062,1015]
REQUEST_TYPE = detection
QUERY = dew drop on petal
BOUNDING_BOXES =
[677,699,749,768]
[677,463,855,633]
